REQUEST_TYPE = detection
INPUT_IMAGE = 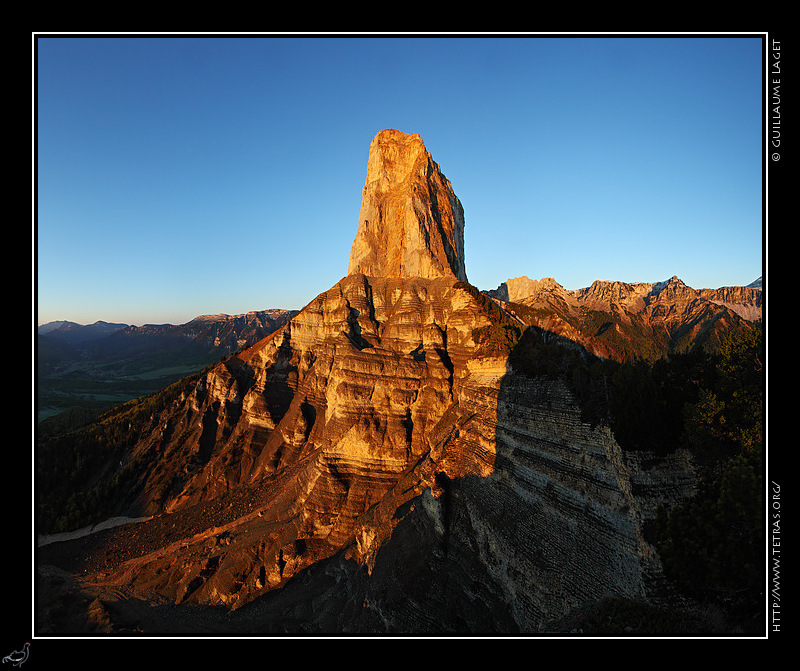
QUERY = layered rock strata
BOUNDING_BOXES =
[66,353,697,632]
[76,276,502,610]
[698,284,763,322]
[62,275,698,629]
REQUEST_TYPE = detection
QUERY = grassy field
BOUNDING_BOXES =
[36,357,216,425]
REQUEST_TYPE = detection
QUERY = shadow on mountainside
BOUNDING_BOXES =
[324,288,767,634]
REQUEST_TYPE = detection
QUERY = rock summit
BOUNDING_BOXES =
[348,129,468,282]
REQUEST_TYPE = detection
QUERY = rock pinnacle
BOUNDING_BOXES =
[348,129,468,282]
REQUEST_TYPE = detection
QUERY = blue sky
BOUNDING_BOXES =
[36,35,765,326]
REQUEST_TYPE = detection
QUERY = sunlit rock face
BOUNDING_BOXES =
[348,129,467,282]
[84,274,695,628]
[698,284,762,322]
[88,275,504,611]
[488,275,758,362]
[493,275,762,326]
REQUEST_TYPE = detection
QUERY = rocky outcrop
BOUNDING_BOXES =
[52,271,700,630]
[698,284,762,322]
[54,315,697,630]
[74,276,502,610]
[348,129,467,282]
[486,276,562,304]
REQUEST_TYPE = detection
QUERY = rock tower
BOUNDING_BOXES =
[348,129,468,282]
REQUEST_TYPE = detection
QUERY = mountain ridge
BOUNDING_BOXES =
[483,274,761,363]
[37,309,299,426]
[38,277,760,337]
[487,274,762,315]
[38,308,300,335]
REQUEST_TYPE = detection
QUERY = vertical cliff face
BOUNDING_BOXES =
[698,284,762,322]
[348,129,467,282]
[304,374,696,633]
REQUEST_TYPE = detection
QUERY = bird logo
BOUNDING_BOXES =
[2,643,29,667]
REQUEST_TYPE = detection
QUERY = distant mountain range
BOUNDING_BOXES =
[36,273,762,427]
[36,309,298,427]
[38,309,298,358]
[483,274,762,362]
[37,319,128,343]
[36,310,297,348]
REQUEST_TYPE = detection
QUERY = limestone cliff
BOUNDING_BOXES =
[47,275,696,629]
[348,129,467,282]
[66,276,505,611]
[487,276,563,304]
[698,284,763,322]
[493,275,762,324]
